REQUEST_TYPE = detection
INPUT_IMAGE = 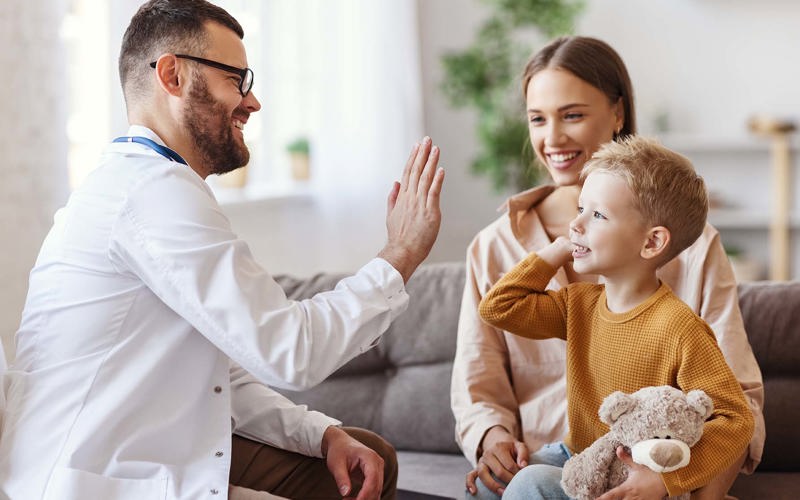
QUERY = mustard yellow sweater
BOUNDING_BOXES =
[479,253,754,496]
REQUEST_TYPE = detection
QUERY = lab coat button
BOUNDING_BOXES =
[215,451,223,457]
[213,386,222,393]
[211,488,219,495]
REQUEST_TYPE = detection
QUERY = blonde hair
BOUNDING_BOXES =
[581,136,708,264]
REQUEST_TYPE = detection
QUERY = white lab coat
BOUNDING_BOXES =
[0,126,409,500]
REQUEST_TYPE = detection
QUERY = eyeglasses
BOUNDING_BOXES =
[149,54,254,97]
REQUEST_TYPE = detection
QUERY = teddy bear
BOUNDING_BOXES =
[560,385,713,500]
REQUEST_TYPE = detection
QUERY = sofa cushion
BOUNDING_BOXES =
[273,263,799,475]
[737,280,800,472]
[274,261,465,453]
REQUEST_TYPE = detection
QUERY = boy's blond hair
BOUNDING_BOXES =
[581,135,708,265]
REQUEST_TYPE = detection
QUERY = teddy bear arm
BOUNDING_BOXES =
[561,436,620,500]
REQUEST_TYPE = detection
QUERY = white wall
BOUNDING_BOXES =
[0,0,69,360]
[578,0,800,137]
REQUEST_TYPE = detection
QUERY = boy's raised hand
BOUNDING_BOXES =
[536,236,575,270]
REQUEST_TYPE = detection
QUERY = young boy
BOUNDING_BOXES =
[478,136,754,499]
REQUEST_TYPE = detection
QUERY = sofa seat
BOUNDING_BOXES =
[275,263,800,499]
[398,452,470,498]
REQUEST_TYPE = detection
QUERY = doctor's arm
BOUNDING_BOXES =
[110,138,442,392]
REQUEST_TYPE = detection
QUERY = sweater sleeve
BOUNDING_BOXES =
[478,252,568,341]
[661,320,755,496]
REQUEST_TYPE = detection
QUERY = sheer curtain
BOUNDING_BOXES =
[311,0,424,263]
[0,0,70,361]
[259,0,424,272]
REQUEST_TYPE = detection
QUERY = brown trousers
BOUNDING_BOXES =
[229,427,398,500]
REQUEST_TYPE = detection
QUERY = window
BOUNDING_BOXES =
[62,1,420,205]
[62,0,302,195]
[62,0,111,189]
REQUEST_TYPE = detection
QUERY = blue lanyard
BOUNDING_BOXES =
[113,136,188,165]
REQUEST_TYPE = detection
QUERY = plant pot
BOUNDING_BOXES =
[728,255,763,282]
[216,166,248,188]
[290,153,310,181]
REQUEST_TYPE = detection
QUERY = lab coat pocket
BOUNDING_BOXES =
[44,466,169,500]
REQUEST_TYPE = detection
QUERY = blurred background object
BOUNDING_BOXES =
[748,115,796,281]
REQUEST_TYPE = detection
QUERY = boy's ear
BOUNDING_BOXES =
[641,226,670,260]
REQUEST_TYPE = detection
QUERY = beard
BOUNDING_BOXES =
[184,76,249,175]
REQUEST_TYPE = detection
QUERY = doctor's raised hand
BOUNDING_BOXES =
[378,136,445,283]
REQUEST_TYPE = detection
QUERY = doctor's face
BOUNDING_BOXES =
[183,21,261,175]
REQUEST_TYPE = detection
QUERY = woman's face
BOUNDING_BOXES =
[526,68,623,187]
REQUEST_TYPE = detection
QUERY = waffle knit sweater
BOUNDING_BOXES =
[479,252,754,496]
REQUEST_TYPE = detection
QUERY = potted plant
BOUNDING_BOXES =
[724,245,763,282]
[286,136,311,181]
[440,0,584,192]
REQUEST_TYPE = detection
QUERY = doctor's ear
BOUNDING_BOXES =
[641,226,670,261]
[151,54,183,97]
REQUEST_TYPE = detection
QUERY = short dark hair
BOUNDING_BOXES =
[522,36,636,139]
[119,0,243,103]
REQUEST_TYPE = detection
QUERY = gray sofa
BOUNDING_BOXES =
[275,262,800,499]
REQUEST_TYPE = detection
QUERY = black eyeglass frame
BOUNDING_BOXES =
[149,54,254,97]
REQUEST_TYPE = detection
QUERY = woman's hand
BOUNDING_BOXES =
[466,426,529,496]
[595,446,668,500]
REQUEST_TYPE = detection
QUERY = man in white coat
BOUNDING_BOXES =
[0,1,445,499]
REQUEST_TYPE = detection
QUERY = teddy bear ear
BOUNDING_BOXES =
[599,391,637,425]
[686,389,714,420]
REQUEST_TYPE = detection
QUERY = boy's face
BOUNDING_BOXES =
[569,171,651,278]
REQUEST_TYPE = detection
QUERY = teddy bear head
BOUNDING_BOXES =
[599,385,713,450]
[561,386,712,498]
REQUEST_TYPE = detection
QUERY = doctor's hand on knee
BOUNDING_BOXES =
[322,426,384,500]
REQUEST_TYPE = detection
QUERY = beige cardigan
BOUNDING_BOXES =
[450,184,765,473]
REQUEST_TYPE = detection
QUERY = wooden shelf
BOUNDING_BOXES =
[657,133,800,154]
[656,130,799,279]
[709,209,800,230]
